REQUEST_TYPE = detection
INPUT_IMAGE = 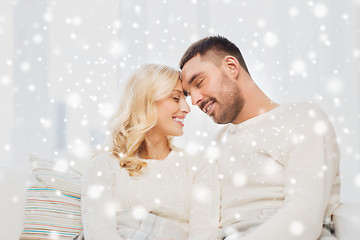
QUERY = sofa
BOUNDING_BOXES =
[1,155,360,240]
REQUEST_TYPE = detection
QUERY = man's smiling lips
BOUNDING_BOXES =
[201,100,215,115]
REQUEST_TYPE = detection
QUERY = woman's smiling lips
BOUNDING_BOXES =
[172,116,185,126]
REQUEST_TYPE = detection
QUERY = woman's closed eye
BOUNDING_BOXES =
[171,93,181,102]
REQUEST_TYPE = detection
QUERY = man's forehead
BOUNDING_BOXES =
[180,56,202,80]
[179,69,191,84]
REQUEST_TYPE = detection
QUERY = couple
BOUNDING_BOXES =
[79,36,340,240]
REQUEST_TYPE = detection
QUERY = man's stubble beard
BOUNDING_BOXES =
[212,74,245,124]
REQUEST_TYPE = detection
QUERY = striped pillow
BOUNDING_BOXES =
[20,155,83,240]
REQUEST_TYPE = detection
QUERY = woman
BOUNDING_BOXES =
[80,64,219,240]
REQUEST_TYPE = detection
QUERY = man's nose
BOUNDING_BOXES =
[191,91,203,106]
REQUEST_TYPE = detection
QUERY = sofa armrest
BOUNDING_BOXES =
[333,202,360,240]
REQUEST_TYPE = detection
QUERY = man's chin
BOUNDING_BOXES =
[211,116,229,125]
[210,112,235,124]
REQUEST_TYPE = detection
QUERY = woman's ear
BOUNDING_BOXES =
[224,56,240,79]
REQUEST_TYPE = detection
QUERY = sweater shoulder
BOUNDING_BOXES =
[278,102,338,147]
[277,102,331,124]
[279,102,321,114]
[86,152,119,174]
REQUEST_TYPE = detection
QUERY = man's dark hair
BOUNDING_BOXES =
[179,35,250,75]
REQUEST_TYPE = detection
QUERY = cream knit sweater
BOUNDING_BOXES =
[217,102,340,240]
[81,150,219,240]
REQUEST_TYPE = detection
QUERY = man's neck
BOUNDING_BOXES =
[232,81,279,124]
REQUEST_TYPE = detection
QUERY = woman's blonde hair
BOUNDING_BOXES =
[108,64,180,176]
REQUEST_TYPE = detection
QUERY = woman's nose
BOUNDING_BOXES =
[181,99,191,114]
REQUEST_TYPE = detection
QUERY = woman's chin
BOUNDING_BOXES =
[170,129,184,137]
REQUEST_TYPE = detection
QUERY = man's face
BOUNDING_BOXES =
[181,54,244,124]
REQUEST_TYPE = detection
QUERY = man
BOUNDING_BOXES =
[179,36,340,240]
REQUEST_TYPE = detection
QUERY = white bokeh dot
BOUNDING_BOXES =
[263,32,279,48]
[134,5,142,14]
[257,19,266,28]
[313,3,328,18]
[192,184,210,202]
[1,75,10,85]
[205,145,220,159]
[43,10,53,22]
[87,185,104,199]
[49,231,59,240]
[4,144,11,151]
[132,206,146,220]
[326,78,343,95]
[112,19,122,29]
[291,60,306,74]
[33,33,43,44]
[28,84,36,91]
[67,92,82,109]
[21,62,31,72]
[132,22,139,29]
[319,33,331,46]
[233,172,247,187]
[105,201,116,217]
[72,16,83,26]
[352,48,360,58]
[290,178,297,185]
[109,40,126,57]
[263,162,277,175]
[81,119,88,126]
[40,118,52,128]
[72,139,90,158]
[98,103,115,118]
[307,51,317,60]
[54,159,69,172]
[289,221,304,236]
[12,196,19,203]
[313,120,328,135]
[289,7,299,17]
[147,43,154,50]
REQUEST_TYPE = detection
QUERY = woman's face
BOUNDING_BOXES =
[152,79,190,137]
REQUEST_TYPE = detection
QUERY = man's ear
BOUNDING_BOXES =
[224,56,240,79]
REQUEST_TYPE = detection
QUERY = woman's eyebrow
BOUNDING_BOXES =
[172,89,183,94]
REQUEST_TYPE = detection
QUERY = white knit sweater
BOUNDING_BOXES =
[81,150,219,240]
[217,102,340,240]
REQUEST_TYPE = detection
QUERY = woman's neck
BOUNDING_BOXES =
[139,133,171,160]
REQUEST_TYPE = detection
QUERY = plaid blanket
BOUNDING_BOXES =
[74,210,188,240]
